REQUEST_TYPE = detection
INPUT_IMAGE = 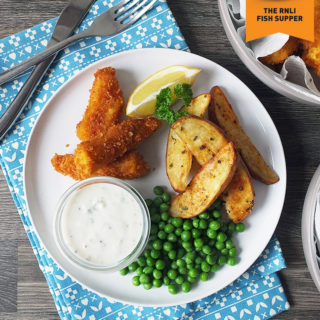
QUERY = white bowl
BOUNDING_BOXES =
[218,0,320,106]
[302,165,320,292]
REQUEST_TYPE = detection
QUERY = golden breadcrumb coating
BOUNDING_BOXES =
[74,117,161,177]
[76,67,124,141]
[51,150,150,180]
[260,37,300,65]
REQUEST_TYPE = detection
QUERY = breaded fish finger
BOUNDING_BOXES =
[76,67,124,141]
[52,150,150,180]
[74,117,161,176]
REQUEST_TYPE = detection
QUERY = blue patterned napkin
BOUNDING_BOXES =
[0,0,289,319]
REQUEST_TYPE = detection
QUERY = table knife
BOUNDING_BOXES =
[0,0,95,141]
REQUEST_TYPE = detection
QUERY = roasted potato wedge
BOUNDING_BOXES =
[171,116,228,165]
[221,161,254,223]
[166,128,192,192]
[181,93,211,118]
[172,116,254,222]
[209,86,279,185]
[169,142,237,218]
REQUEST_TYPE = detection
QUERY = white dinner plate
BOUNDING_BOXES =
[24,48,286,307]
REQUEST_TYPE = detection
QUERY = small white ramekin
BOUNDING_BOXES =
[54,176,150,272]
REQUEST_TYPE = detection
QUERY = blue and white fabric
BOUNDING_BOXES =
[0,0,289,319]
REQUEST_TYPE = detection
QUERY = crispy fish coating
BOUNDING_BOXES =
[260,37,300,65]
[301,0,320,76]
[74,117,161,177]
[76,67,124,141]
[51,150,150,180]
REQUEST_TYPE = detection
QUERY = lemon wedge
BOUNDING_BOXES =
[126,65,201,117]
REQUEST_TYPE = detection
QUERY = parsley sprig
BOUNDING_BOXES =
[154,83,193,124]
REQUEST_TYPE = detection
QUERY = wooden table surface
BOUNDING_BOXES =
[0,0,319,319]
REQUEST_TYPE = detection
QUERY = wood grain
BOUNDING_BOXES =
[0,0,319,318]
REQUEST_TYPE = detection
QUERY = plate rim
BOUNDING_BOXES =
[23,47,287,307]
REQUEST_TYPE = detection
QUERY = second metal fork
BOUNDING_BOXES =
[0,0,156,85]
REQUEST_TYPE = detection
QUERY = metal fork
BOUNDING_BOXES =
[0,0,156,85]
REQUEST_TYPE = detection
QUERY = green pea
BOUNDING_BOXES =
[143,283,152,290]
[167,233,178,242]
[175,227,183,236]
[221,248,229,255]
[143,266,153,274]
[209,220,220,231]
[206,229,217,239]
[153,279,162,287]
[216,242,225,250]
[187,275,197,283]
[199,211,209,220]
[168,269,177,280]
[176,275,184,285]
[192,229,201,238]
[201,261,210,272]
[182,241,193,252]
[162,192,171,202]
[146,257,155,267]
[202,245,212,255]
[177,259,186,268]
[152,240,161,251]
[177,248,186,259]
[179,267,188,275]
[228,222,236,232]
[153,269,162,279]
[194,238,204,249]
[163,241,173,252]
[153,186,164,195]
[120,267,129,275]
[218,255,227,265]
[151,214,161,223]
[227,257,237,266]
[164,224,174,233]
[181,230,192,241]
[128,262,138,272]
[145,199,153,207]
[212,210,221,218]
[225,240,233,249]
[150,224,158,235]
[183,220,193,230]
[171,261,178,269]
[217,232,227,242]
[199,219,208,229]
[211,264,220,272]
[139,274,150,284]
[163,276,170,286]
[206,255,216,265]
[186,263,194,270]
[188,268,198,278]
[229,247,237,257]
[199,250,206,258]
[236,223,245,232]
[168,284,178,294]
[192,218,200,228]
[200,272,209,281]
[153,197,163,207]
[181,281,191,292]
[158,230,167,240]
[156,259,165,270]
[185,252,196,264]
[171,217,183,227]
[195,257,203,265]
[161,211,169,221]
[132,275,140,286]
[160,204,169,213]
[150,249,161,259]
[168,250,177,260]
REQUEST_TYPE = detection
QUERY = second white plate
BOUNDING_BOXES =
[24,48,286,307]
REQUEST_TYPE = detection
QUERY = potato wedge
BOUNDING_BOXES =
[166,128,192,192]
[171,116,228,165]
[169,142,237,218]
[172,116,254,222]
[181,93,211,118]
[209,86,279,185]
[221,161,254,223]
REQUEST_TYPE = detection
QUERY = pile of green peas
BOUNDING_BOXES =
[119,186,245,294]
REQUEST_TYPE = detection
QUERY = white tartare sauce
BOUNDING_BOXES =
[61,183,143,266]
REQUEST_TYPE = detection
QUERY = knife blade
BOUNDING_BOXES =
[0,0,95,140]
